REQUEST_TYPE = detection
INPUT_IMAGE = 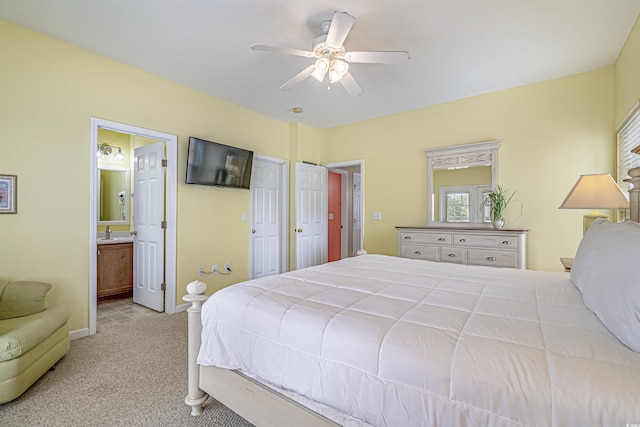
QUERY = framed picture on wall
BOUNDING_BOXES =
[0,174,17,214]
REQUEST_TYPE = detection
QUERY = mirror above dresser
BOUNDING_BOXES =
[425,140,501,226]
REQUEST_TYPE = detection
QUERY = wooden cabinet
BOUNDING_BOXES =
[397,226,528,269]
[97,242,133,301]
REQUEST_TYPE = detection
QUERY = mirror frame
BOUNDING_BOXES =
[97,166,131,226]
[425,140,501,226]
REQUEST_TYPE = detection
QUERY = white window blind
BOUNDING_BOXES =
[617,101,640,221]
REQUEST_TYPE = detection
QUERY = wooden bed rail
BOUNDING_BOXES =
[183,280,209,416]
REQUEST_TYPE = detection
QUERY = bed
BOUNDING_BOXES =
[184,167,640,426]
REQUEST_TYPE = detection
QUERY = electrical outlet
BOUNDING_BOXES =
[212,264,218,274]
[198,266,204,277]
[225,262,231,272]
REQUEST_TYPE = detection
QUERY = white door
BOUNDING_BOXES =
[133,142,165,312]
[352,172,362,255]
[295,162,328,269]
[250,158,283,279]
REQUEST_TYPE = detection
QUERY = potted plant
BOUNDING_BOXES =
[480,185,521,229]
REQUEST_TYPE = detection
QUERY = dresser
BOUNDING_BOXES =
[396,226,528,269]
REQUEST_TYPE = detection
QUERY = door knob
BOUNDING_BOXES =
[130,230,137,236]
[297,228,303,233]
[252,229,256,233]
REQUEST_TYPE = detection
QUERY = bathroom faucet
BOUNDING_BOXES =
[105,225,111,240]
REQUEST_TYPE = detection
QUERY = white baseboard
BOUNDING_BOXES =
[175,303,190,313]
[69,328,89,341]
[70,306,188,341]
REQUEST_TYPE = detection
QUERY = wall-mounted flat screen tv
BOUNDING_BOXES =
[185,137,254,189]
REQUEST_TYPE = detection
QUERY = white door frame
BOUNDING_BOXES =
[324,160,365,254]
[89,118,177,335]
[249,154,289,279]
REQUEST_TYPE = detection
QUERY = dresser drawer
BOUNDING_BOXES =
[467,249,518,268]
[397,227,527,269]
[399,244,439,261]
[453,234,519,249]
[439,247,466,264]
[400,232,451,245]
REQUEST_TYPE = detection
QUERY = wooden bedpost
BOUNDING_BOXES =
[183,280,209,416]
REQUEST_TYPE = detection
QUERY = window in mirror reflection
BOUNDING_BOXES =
[440,185,492,223]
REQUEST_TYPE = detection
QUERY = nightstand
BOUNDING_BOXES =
[560,257,574,272]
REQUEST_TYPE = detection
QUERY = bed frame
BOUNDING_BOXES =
[183,282,339,426]
[184,162,640,426]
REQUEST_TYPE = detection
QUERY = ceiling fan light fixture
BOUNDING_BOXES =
[251,11,409,96]
[333,59,348,76]
[329,59,349,84]
[311,57,330,82]
[329,69,342,84]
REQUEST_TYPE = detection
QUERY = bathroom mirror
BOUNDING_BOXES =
[425,140,501,226]
[97,166,130,225]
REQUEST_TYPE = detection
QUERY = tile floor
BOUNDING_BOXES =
[97,297,164,329]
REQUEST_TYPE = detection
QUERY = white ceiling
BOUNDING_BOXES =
[1,1,639,129]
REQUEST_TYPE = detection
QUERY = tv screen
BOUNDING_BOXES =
[185,137,254,189]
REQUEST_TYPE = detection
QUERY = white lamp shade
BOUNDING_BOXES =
[559,174,629,209]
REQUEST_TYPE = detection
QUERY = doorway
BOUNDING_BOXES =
[89,118,177,336]
[326,160,364,258]
[328,170,346,261]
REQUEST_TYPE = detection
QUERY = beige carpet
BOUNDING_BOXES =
[0,310,253,427]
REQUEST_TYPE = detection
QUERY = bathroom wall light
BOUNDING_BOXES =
[113,147,125,161]
[97,144,112,158]
[97,144,125,161]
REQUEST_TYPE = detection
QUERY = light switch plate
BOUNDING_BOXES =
[373,212,382,221]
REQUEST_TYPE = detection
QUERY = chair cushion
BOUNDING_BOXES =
[0,307,69,362]
[0,281,52,320]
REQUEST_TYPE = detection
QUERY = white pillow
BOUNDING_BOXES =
[577,220,640,352]
[570,218,615,292]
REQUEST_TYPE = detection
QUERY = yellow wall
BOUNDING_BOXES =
[321,68,615,270]
[0,20,292,331]
[1,15,638,334]
[614,13,640,126]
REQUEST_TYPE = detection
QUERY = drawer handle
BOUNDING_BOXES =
[404,236,412,240]
[447,253,456,258]
[414,250,422,255]
[501,241,512,245]
[486,256,497,261]
[459,238,466,242]
[438,238,446,241]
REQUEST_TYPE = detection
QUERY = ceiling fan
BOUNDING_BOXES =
[251,11,410,96]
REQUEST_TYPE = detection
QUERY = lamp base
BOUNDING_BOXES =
[583,213,608,234]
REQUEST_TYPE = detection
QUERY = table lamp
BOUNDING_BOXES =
[559,173,629,233]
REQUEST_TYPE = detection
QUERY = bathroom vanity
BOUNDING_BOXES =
[97,241,133,301]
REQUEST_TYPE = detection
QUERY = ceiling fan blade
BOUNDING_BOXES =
[326,11,355,49]
[279,64,316,91]
[340,71,363,97]
[344,51,410,64]
[251,44,315,58]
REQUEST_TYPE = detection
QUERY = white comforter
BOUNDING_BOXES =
[198,254,640,426]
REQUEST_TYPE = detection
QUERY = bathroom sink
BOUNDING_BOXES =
[97,237,134,244]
